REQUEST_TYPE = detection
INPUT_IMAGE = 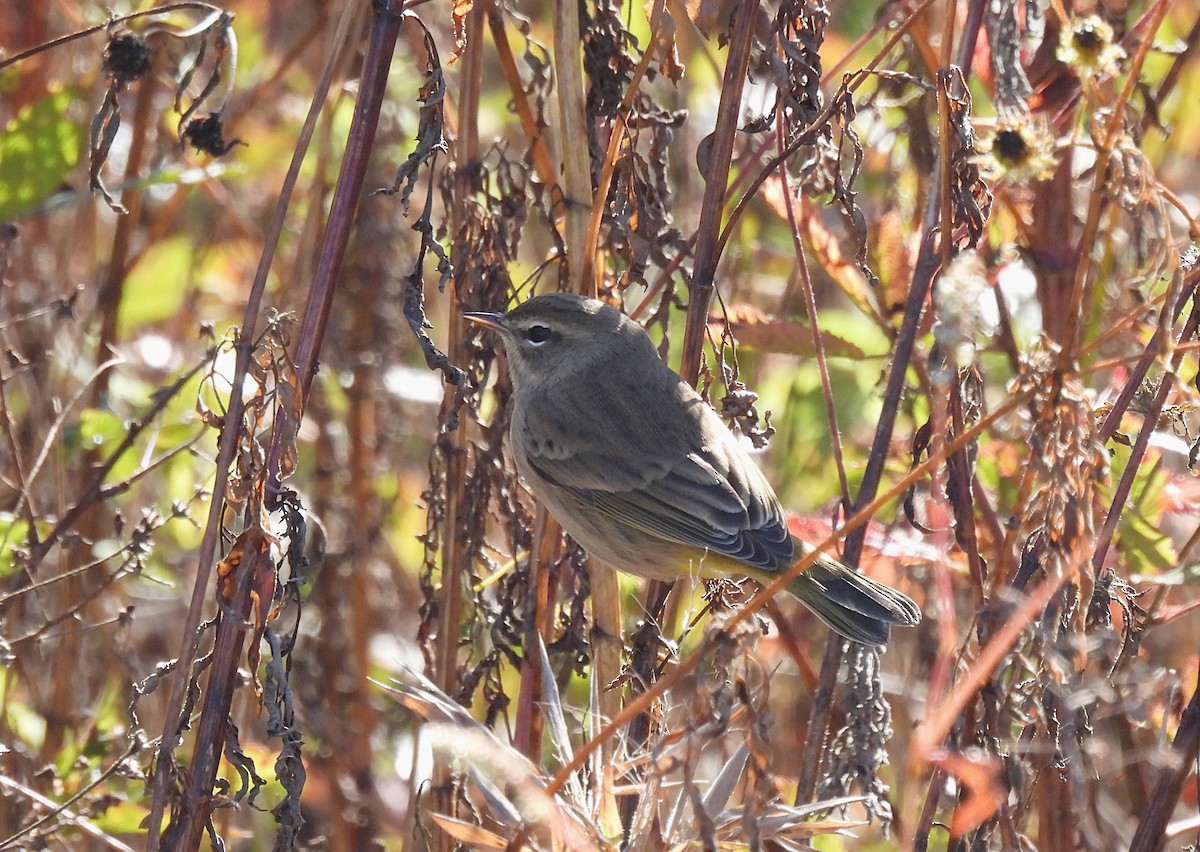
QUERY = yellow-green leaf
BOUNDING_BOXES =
[0,88,84,219]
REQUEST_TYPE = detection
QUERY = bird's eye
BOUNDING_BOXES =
[525,325,552,346]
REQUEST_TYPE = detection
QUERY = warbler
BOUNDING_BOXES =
[464,293,920,646]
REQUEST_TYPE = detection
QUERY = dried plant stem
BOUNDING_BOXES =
[41,57,159,767]
[0,774,135,852]
[615,4,757,837]
[0,2,226,72]
[581,0,668,294]
[678,0,757,379]
[1149,12,1200,124]
[434,0,485,764]
[290,9,401,398]
[93,63,156,400]
[775,121,850,509]
[564,0,635,788]
[617,579,672,837]
[1093,299,1200,570]
[908,573,1068,763]
[763,599,819,690]
[821,0,911,84]
[844,0,984,568]
[1097,269,1198,442]
[483,1,560,202]
[427,7,486,848]
[512,508,558,761]
[553,0,594,293]
[587,562,624,785]
[912,765,945,851]
[143,1,363,846]
[716,0,940,266]
[949,379,985,595]
[19,358,207,578]
[172,0,392,832]
[1056,0,1173,369]
[800,0,986,808]
[161,544,265,849]
[794,637,841,804]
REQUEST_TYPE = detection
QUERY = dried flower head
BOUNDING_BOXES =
[182,113,245,158]
[103,28,152,89]
[978,117,1056,184]
[1057,15,1125,77]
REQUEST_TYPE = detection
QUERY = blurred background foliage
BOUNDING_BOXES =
[1,0,1200,849]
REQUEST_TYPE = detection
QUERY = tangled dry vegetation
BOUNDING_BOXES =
[1,0,1200,849]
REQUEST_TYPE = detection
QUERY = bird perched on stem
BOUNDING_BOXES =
[465,292,921,646]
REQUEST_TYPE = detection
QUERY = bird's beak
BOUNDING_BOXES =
[462,311,506,332]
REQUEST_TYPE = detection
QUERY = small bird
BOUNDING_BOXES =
[464,293,920,646]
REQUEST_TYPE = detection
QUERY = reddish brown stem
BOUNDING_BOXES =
[678,0,758,382]
[159,548,263,849]
[144,3,363,846]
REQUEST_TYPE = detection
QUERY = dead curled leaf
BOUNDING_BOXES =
[708,302,868,359]
[429,814,507,850]
[216,525,280,703]
[928,747,1005,836]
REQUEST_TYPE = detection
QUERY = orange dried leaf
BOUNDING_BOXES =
[929,748,1005,837]
[683,0,740,37]
[708,304,868,360]
[654,3,686,83]
[429,814,508,850]
[448,0,474,65]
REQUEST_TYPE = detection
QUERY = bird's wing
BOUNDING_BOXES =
[517,375,795,572]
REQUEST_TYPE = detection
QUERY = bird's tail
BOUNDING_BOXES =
[786,540,921,647]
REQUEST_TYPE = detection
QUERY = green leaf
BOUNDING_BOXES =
[69,408,127,454]
[1119,508,1178,575]
[91,800,149,835]
[118,236,192,334]
[0,88,85,220]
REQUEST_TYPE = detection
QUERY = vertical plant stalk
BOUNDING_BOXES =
[92,57,156,399]
[615,6,756,831]
[160,540,267,850]
[1055,0,1172,371]
[586,557,623,811]
[617,580,672,837]
[483,1,561,201]
[553,0,594,290]
[512,509,559,761]
[678,2,757,377]
[1147,12,1200,124]
[247,6,406,849]
[1093,298,1199,570]
[428,9,483,848]
[39,53,160,770]
[798,0,986,808]
[336,268,389,851]
[547,0,626,822]
[144,2,371,847]
[775,122,851,509]
[290,6,403,399]
[580,0,667,293]
[912,765,946,851]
